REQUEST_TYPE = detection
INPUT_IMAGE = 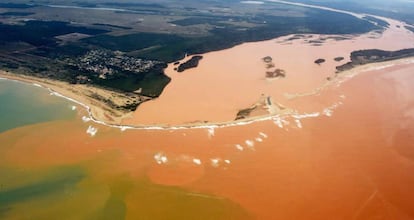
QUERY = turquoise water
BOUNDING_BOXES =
[0,79,76,133]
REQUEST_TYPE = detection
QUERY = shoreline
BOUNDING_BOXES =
[2,56,414,131]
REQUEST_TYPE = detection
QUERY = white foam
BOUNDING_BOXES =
[323,108,333,117]
[259,132,268,138]
[32,83,42,87]
[273,117,284,128]
[154,153,168,164]
[193,158,202,165]
[207,127,215,138]
[86,125,98,136]
[82,116,91,122]
[245,140,255,148]
[292,112,320,119]
[119,126,132,132]
[235,144,244,151]
[161,156,168,163]
[210,158,220,167]
[71,105,77,111]
[224,160,231,164]
[295,119,303,128]
[255,137,263,142]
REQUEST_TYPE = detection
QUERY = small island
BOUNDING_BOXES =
[262,56,273,63]
[261,56,286,79]
[336,48,414,72]
[266,69,286,78]
[235,106,257,120]
[176,55,203,72]
[334,57,344,62]
[314,58,326,65]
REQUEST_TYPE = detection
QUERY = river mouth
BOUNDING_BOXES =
[123,17,414,127]
[115,1,414,127]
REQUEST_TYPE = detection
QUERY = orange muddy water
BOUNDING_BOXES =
[1,62,414,219]
[126,16,414,126]
[2,5,414,219]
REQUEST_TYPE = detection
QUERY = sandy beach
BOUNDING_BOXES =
[0,70,141,125]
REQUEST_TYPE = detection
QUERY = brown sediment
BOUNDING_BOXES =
[2,62,414,219]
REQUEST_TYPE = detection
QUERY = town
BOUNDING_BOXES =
[67,49,164,80]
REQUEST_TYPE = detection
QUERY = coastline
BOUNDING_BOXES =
[2,56,414,131]
[0,70,135,124]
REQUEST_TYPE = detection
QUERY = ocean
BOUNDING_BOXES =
[0,79,76,133]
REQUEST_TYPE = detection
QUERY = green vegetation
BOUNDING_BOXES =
[0,20,108,46]
[85,10,377,63]
[334,57,345,62]
[236,106,257,120]
[314,58,326,65]
[0,11,35,16]
[0,3,35,9]
[177,55,203,72]
[83,33,184,53]
[336,48,414,72]
[92,23,132,30]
